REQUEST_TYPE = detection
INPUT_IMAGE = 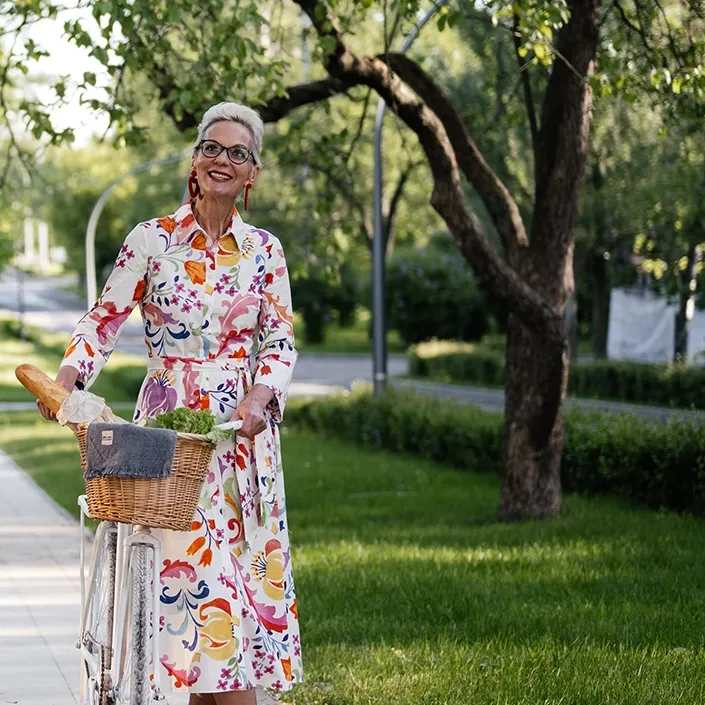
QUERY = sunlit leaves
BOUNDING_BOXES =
[22,38,48,62]
[481,0,571,68]
[594,0,705,119]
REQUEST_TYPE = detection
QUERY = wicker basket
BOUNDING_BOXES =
[74,425,214,531]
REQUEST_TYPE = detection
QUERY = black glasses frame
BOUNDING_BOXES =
[198,139,258,166]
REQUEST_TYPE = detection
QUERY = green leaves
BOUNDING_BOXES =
[505,0,570,68]
[22,38,48,62]
[65,19,93,48]
[596,1,705,116]
[436,6,462,32]
[145,407,218,434]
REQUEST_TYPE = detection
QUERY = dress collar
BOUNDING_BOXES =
[172,201,249,254]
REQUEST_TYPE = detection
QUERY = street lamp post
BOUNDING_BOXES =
[372,0,448,396]
[85,153,188,308]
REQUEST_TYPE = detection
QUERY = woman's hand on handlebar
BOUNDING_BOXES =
[37,366,80,422]
[231,384,274,439]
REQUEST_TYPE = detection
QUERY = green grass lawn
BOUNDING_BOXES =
[1,410,704,704]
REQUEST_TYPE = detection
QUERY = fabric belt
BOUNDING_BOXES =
[147,356,250,372]
[146,355,270,551]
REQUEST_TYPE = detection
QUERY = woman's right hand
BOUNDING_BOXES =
[36,366,80,422]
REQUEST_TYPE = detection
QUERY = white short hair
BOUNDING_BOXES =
[194,102,264,164]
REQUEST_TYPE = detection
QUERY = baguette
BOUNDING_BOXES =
[15,364,71,413]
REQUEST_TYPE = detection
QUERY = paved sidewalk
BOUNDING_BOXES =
[0,448,85,704]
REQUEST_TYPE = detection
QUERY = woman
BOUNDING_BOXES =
[38,102,302,704]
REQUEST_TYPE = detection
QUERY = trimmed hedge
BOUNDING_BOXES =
[408,340,705,410]
[409,341,505,387]
[286,386,705,516]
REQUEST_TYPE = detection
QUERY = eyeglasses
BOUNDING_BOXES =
[198,139,257,166]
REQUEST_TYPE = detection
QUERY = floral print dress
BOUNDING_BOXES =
[62,203,302,694]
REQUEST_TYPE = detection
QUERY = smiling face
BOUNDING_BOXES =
[193,120,260,202]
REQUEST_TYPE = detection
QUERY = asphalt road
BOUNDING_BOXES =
[393,378,705,423]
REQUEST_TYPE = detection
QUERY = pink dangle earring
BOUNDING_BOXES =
[244,184,252,211]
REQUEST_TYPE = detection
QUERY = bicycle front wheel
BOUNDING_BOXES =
[118,543,152,705]
[80,522,117,705]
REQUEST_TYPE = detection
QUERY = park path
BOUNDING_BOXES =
[0,449,84,704]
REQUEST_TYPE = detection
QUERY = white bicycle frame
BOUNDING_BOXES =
[78,495,166,704]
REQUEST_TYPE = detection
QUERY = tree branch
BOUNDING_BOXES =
[384,161,419,252]
[613,0,653,53]
[292,0,562,341]
[0,17,35,184]
[383,52,529,258]
[344,87,373,165]
[652,0,687,70]
[512,12,539,159]
[149,50,358,130]
[305,161,373,247]
[259,78,359,122]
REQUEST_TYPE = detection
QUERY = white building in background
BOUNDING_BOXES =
[17,218,61,273]
[687,311,705,364]
[606,288,678,364]
[23,218,35,262]
[37,221,50,271]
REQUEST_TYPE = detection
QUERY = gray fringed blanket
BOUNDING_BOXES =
[85,423,177,480]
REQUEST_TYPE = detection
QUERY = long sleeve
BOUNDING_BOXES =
[253,237,298,422]
[62,223,149,390]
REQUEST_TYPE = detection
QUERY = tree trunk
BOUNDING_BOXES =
[565,292,579,361]
[675,243,699,358]
[499,0,598,519]
[500,255,571,520]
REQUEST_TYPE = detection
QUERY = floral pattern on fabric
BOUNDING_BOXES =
[62,203,302,693]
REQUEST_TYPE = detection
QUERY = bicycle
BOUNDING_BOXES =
[16,364,233,705]
[78,500,162,705]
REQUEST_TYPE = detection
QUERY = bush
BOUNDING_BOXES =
[291,274,332,344]
[330,263,359,328]
[102,363,146,400]
[1,318,146,401]
[408,340,504,385]
[286,386,705,516]
[291,265,361,343]
[386,247,491,345]
[288,384,502,472]
[409,340,705,410]
[569,359,705,408]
